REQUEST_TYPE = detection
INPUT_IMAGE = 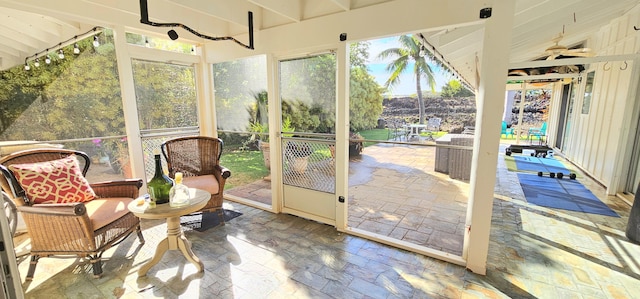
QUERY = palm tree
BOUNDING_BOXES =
[377,35,437,124]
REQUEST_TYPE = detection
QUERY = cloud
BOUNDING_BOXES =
[367,37,399,64]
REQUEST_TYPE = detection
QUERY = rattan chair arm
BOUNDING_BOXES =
[19,202,87,216]
[90,179,143,198]
[18,202,96,253]
[217,165,231,179]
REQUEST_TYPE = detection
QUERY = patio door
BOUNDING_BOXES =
[278,54,337,225]
[561,82,578,152]
[625,101,640,196]
[555,84,571,149]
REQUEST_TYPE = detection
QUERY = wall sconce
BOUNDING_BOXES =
[167,29,179,40]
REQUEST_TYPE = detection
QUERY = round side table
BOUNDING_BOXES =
[127,188,210,276]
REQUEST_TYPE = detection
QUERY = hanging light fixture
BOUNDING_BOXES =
[140,0,254,50]
[22,26,103,71]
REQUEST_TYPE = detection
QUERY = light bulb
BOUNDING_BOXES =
[45,55,51,64]
[34,58,40,67]
[58,49,65,59]
[24,62,30,71]
[93,35,100,47]
[73,43,80,54]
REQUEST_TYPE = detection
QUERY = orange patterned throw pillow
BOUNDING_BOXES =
[9,155,96,204]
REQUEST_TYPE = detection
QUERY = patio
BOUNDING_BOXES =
[225,140,633,261]
[10,140,639,298]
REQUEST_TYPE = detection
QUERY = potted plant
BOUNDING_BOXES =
[250,117,295,173]
[106,137,132,178]
[349,132,364,157]
[248,90,271,170]
[284,139,313,174]
[250,121,271,170]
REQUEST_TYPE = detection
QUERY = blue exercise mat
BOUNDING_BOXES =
[517,173,619,217]
[512,155,570,174]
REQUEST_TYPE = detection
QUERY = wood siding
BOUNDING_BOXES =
[557,6,640,192]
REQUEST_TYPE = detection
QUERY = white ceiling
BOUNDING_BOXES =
[1,0,639,87]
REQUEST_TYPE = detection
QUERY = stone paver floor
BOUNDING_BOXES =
[12,143,640,298]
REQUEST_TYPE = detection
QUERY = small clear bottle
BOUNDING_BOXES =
[169,172,190,207]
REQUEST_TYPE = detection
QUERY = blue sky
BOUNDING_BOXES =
[365,36,452,97]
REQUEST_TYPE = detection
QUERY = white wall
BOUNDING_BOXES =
[558,5,640,193]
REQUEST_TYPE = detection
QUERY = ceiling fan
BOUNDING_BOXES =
[543,34,595,60]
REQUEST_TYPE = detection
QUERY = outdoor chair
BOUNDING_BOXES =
[161,136,231,224]
[528,122,547,144]
[424,118,442,141]
[501,121,514,139]
[0,148,144,280]
[386,119,407,141]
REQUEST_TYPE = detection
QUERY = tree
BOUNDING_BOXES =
[0,33,125,140]
[349,67,383,131]
[377,35,438,124]
[0,29,198,144]
[441,80,474,98]
[350,41,370,69]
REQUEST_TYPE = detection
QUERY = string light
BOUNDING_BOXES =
[22,27,102,71]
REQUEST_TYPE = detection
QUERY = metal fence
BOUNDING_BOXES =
[281,136,335,193]
[140,127,199,179]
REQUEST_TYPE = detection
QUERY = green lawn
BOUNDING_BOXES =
[223,129,450,188]
[357,128,447,145]
[220,150,269,189]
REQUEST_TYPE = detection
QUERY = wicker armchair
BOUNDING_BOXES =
[0,148,144,280]
[161,136,231,224]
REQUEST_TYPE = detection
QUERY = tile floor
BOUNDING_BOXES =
[11,143,640,298]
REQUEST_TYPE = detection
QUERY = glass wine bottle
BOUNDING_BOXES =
[147,150,173,205]
[169,172,190,207]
